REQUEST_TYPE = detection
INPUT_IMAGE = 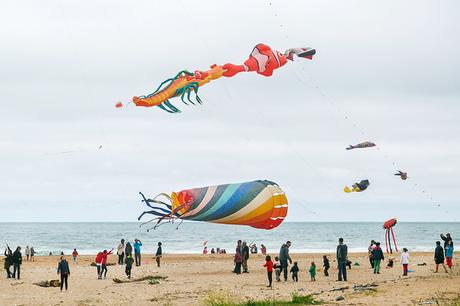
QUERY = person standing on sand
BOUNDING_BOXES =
[233,240,242,273]
[4,246,13,278]
[95,251,103,278]
[440,233,453,254]
[242,241,250,273]
[234,243,243,275]
[323,255,330,276]
[279,241,292,281]
[309,262,316,281]
[445,240,454,271]
[434,241,448,273]
[30,247,36,261]
[57,256,70,291]
[12,246,22,280]
[401,248,409,276]
[290,261,299,282]
[263,255,273,287]
[117,239,125,265]
[261,244,267,255]
[99,249,114,279]
[25,246,30,261]
[125,242,132,258]
[155,242,162,267]
[336,238,348,281]
[133,239,142,266]
[72,249,78,264]
[368,240,375,268]
[372,242,384,274]
[273,256,281,282]
[125,254,134,279]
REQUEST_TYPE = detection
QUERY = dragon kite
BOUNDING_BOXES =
[128,44,316,113]
[138,180,288,230]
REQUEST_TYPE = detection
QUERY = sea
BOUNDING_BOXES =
[0,222,458,255]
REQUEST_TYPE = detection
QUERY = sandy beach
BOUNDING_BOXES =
[1,252,459,305]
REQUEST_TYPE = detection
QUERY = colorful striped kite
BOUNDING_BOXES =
[138,180,288,230]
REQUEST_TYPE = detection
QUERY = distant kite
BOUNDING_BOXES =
[383,218,398,254]
[344,179,370,193]
[394,170,408,180]
[138,180,288,230]
[346,142,376,150]
[128,44,316,113]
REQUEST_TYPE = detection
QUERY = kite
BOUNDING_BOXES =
[344,179,370,193]
[383,218,398,254]
[346,142,376,150]
[394,170,408,180]
[138,180,288,230]
[130,44,316,113]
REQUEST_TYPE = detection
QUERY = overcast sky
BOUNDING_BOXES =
[1,0,459,222]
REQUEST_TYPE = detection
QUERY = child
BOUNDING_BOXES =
[400,248,409,276]
[263,255,273,287]
[274,256,281,282]
[445,241,454,270]
[290,261,299,282]
[323,255,330,276]
[72,249,78,264]
[125,254,134,279]
[309,262,316,281]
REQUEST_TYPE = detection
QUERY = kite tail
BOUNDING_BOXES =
[385,230,389,254]
[390,227,398,252]
[138,192,180,229]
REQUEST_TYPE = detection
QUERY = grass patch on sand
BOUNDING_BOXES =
[202,292,322,306]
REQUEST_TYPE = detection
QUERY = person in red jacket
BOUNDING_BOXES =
[99,249,113,279]
[95,252,103,279]
[263,255,274,288]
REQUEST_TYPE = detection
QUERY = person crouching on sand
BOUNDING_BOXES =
[290,262,299,282]
[401,248,409,276]
[57,256,70,292]
[309,262,317,281]
[323,255,330,276]
[263,255,273,287]
[125,254,134,279]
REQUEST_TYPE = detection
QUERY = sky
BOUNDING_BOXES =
[0,0,459,222]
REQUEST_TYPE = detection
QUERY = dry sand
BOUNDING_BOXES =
[1,252,459,305]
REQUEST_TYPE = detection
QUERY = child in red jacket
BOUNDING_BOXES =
[95,252,103,279]
[99,249,113,279]
[263,255,273,287]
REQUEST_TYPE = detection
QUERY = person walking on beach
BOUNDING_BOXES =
[368,240,375,268]
[323,255,330,276]
[125,254,134,279]
[25,246,30,261]
[279,241,292,281]
[72,249,78,264]
[372,242,384,274]
[100,249,114,279]
[401,248,409,276]
[133,239,142,266]
[125,242,132,258]
[445,240,454,271]
[95,251,103,278]
[290,261,299,282]
[434,241,448,273]
[12,246,22,280]
[234,241,243,275]
[273,256,281,282]
[117,239,125,265]
[261,244,267,255]
[30,247,36,261]
[336,238,348,281]
[309,262,317,281]
[57,256,70,291]
[242,241,250,273]
[4,246,13,278]
[155,242,162,267]
[263,255,273,287]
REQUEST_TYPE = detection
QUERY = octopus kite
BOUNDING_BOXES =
[344,179,370,193]
[383,218,398,254]
[138,180,288,230]
[129,44,316,113]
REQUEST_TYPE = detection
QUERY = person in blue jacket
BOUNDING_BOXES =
[133,239,142,266]
[57,256,70,291]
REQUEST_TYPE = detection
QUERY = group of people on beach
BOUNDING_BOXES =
[232,240,268,275]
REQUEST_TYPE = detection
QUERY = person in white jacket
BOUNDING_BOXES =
[401,248,409,276]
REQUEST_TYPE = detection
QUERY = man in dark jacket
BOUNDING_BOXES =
[12,246,22,279]
[279,241,292,281]
[434,241,448,273]
[440,233,453,253]
[336,238,348,281]
[4,246,13,278]
[57,257,70,291]
[242,241,250,273]
[371,242,384,274]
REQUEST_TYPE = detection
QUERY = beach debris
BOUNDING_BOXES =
[138,180,288,231]
[128,44,315,113]
[353,283,378,292]
[113,275,167,284]
[344,179,370,193]
[394,170,408,180]
[417,263,427,266]
[418,299,436,305]
[10,281,24,286]
[336,296,345,301]
[329,286,349,292]
[91,262,115,266]
[33,280,60,287]
[346,141,376,150]
[354,262,360,266]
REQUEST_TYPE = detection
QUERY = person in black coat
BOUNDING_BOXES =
[12,246,22,280]
[4,246,13,278]
[242,241,250,273]
[323,255,330,276]
[434,241,448,273]
[155,242,162,267]
[57,257,70,291]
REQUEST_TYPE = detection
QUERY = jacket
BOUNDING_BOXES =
[445,245,454,258]
[336,244,348,263]
[242,245,250,260]
[156,246,162,256]
[263,260,273,272]
[95,252,103,264]
[125,256,134,268]
[125,243,133,255]
[372,246,384,261]
[101,250,113,265]
[435,246,445,261]
[440,235,453,248]
[133,241,142,253]
[12,250,22,265]
[279,244,291,262]
[117,243,125,255]
[57,260,70,275]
